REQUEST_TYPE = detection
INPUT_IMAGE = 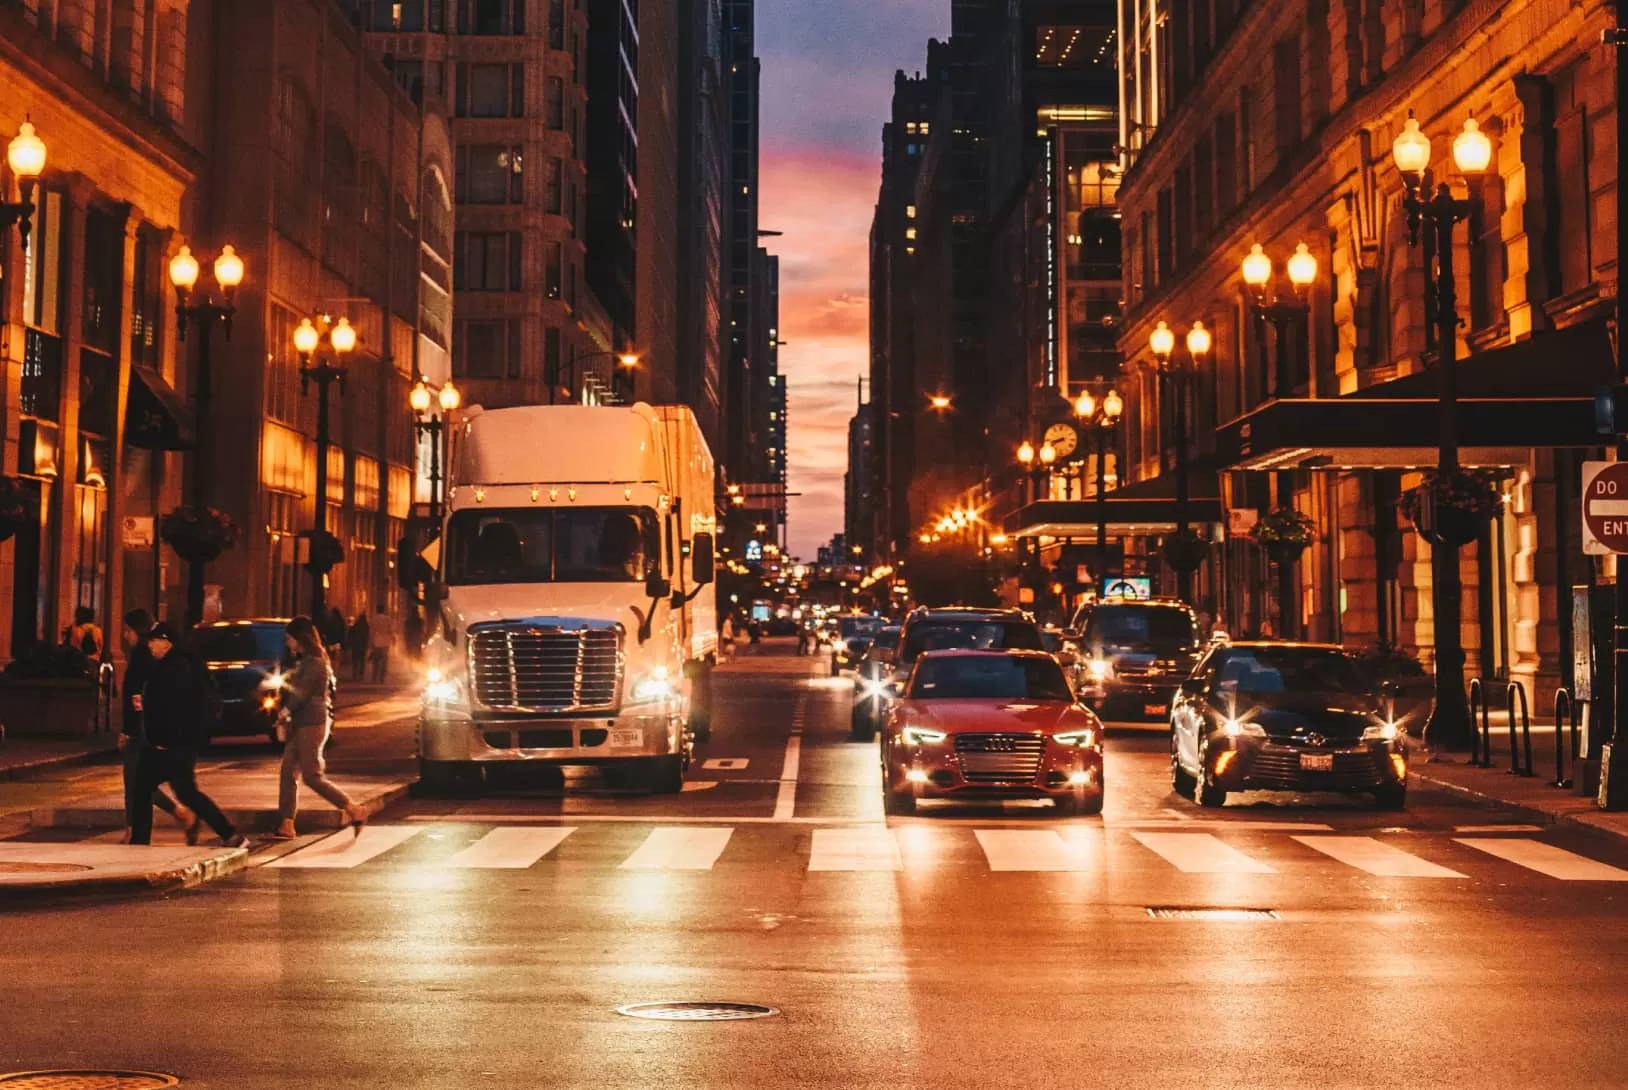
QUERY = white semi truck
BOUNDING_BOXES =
[417,402,718,793]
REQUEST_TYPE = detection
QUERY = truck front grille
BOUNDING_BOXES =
[468,627,623,712]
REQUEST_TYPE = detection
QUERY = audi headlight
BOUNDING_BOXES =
[1053,727,1099,748]
[632,667,675,703]
[902,726,948,745]
[1086,658,1111,681]
[1220,717,1266,738]
[1362,721,1402,743]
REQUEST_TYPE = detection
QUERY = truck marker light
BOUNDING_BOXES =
[550,489,559,502]
[569,488,577,501]
[474,489,486,503]
[531,487,540,502]
[625,488,633,500]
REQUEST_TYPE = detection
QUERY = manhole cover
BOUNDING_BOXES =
[0,1073,179,1089]
[0,863,95,875]
[1146,907,1279,921]
[616,1002,779,1022]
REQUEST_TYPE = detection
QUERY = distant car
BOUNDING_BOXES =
[833,614,886,674]
[891,607,1046,693]
[191,620,292,743]
[881,650,1105,815]
[1070,598,1201,722]
[850,624,902,740]
[1169,641,1409,810]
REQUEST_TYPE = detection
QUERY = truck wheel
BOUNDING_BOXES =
[849,705,876,742]
[644,755,685,795]
[688,661,714,744]
[419,759,478,796]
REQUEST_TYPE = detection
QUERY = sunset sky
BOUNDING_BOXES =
[759,0,947,559]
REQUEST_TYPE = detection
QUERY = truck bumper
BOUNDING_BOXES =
[419,709,686,763]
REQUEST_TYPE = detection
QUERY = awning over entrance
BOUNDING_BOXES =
[1214,320,1614,471]
[126,366,197,451]
[1004,468,1224,540]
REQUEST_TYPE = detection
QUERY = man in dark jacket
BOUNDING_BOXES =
[129,623,244,847]
[119,609,192,841]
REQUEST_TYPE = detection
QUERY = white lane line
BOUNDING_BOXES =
[1452,824,1546,834]
[1455,837,1628,881]
[264,825,422,869]
[619,826,734,870]
[974,829,1093,872]
[445,827,575,869]
[1293,836,1466,879]
[1131,832,1276,874]
[1108,820,1335,832]
[773,693,807,821]
[808,827,902,871]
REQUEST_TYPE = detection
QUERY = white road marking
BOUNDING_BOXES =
[619,826,734,870]
[1452,824,1546,834]
[445,827,575,869]
[1131,832,1276,874]
[703,758,750,770]
[264,825,422,869]
[1108,820,1335,832]
[1293,836,1466,878]
[1455,837,1628,881]
[773,693,807,821]
[808,826,902,871]
[680,781,719,792]
[974,829,1094,872]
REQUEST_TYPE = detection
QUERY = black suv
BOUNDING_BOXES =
[192,620,292,743]
[889,608,1046,690]
[1068,598,1200,722]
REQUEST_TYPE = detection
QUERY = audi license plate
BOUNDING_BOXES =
[609,729,644,749]
[1143,703,1168,716]
[1300,753,1335,772]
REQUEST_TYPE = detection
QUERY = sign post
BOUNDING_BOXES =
[1582,460,1628,809]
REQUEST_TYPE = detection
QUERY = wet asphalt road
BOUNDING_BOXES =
[4,642,1628,1089]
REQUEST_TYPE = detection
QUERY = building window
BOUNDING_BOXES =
[548,0,565,48]
[544,325,562,386]
[454,231,523,291]
[1239,84,1256,193]
[459,62,524,118]
[1272,36,1302,165]
[455,319,522,379]
[456,145,524,204]
[130,228,162,371]
[544,241,562,298]
[543,157,563,214]
[460,0,524,34]
[545,76,564,129]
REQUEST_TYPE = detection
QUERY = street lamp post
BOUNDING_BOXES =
[1241,242,1318,398]
[1075,389,1124,594]
[410,378,462,524]
[1,120,47,255]
[294,315,358,621]
[1391,111,1491,751]
[169,243,245,626]
[1148,320,1210,603]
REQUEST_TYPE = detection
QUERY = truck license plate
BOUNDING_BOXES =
[1143,703,1168,716]
[1300,753,1334,772]
[609,729,644,749]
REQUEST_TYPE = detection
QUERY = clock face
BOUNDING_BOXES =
[1043,422,1079,458]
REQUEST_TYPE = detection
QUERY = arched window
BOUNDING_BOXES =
[422,165,453,260]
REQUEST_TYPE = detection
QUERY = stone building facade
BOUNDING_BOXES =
[1114,0,1617,702]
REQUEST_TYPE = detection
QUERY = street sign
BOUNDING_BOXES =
[1227,508,1259,537]
[121,515,154,548]
[1582,461,1628,555]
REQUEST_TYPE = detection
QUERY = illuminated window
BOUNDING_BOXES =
[906,205,917,218]
[906,121,918,134]
[905,227,917,240]
[919,122,930,135]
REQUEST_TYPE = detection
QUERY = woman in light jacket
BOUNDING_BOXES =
[273,616,368,839]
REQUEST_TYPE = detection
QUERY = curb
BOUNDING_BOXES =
[0,744,118,782]
[28,781,414,833]
[1411,768,1628,844]
[0,846,250,909]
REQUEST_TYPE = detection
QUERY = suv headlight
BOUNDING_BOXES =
[902,726,947,745]
[1219,717,1266,738]
[1362,721,1402,743]
[1053,727,1099,748]
[1085,658,1111,681]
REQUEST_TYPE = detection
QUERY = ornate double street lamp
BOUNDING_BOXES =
[410,379,462,523]
[1390,111,1493,750]
[1241,242,1318,398]
[1074,389,1124,592]
[293,315,358,619]
[169,243,245,625]
[1,120,46,253]
[1148,319,1211,603]
[1015,439,1056,586]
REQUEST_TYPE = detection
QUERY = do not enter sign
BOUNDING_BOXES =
[1582,461,1628,555]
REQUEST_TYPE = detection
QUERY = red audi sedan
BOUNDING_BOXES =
[881,649,1105,816]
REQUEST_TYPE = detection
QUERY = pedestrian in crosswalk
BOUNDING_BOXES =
[272,616,368,840]
[117,609,194,843]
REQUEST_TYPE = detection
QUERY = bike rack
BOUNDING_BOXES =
[93,661,116,736]
[1551,688,1584,790]
[1505,680,1533,777]
[1467,678,1493,768]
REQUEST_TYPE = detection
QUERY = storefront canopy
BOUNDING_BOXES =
[1004,466,1224,540]
[1214,320,1614,471]
[126,366,197,451]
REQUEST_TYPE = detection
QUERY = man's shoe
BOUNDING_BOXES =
[221,833,249,849]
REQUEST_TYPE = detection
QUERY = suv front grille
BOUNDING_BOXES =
[469,627,623,712]
[955,733,1045,783]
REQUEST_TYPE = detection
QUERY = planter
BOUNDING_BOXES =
[0,476,31,544]
[304,529,346,576]
[1265,539,1308,567]
[162,506,240,564]
[0,678,99,737]
[1161,532,1209,574]
[1427,504,1491,548]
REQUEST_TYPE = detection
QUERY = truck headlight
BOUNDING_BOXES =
[631,667,675,703]
[424,667,467,708]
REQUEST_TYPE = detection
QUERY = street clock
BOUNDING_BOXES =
[1042,421,1080,460]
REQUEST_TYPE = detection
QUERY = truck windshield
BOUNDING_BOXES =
[445,507,659,585]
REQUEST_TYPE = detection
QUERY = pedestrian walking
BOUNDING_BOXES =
[66,605,103,659]
[128,623,244,848]
[719,614,735,661]
[272,616,367,840]
[320,606,346,665]
[370,604,391,683]
[347,612,371,683]
[118,609,193,843]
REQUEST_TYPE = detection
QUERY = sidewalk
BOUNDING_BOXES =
[0,841,249,905]
[0,736,117,780]
[1412,751,1628,842]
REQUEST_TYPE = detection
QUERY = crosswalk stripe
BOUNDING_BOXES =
[1454,837,1628,881]
[265,825,422,869]
[974,829,1094,871]
[1292,836,1466,878]
[619,826,734,870]
[808,827,902,871]
[1131,832,1276,874]
[445,827,576,869]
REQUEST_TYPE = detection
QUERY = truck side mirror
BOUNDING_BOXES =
[645,570,673,601]
[692,533,716,585]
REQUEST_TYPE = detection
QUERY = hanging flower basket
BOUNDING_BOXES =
[161,506,240,564]
[0,476,31,544]
[1400,469,1500,547]
[1255,508,1316,567]
[1161,529,1209,574]
[303,529,346,575]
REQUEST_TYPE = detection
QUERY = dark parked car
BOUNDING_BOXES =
[1070,598,1201,722]
[1169,641,1409,809]
[191,620,292,743]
